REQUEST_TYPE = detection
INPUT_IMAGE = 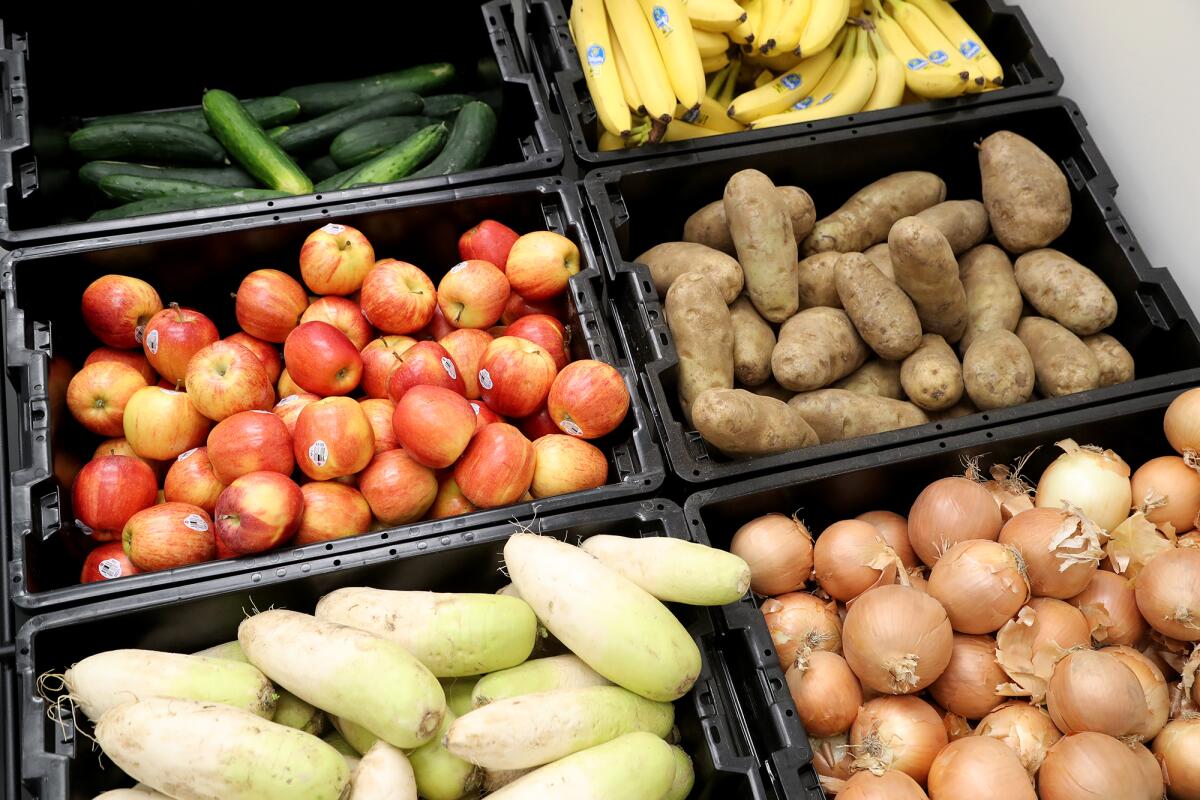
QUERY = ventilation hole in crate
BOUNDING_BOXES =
[489,15,496,24]
[709,727,722,745]
[315,195,322,201]
[272,216,279,222]
[33,384,41,391]
[266,201,274,207]
[1129,246,1136,253]
[939,442,947,449]
[851,129,858,135]
[659,332,669,347]
[786,708,794,716]
[645,478,652,485]
[12,575,20,583]
[1106,207,1112,213]
[389,549,397,556]
[31,408,44,423]
[35,435,43,442]
[656,503,664,511]
[325,543,334,550]
[21,647,28,655]
[380,532,389,540]
[981,414,989,421]
[764,649,772,656]
[333,559,341,566]
[322,209,329,214]
[769,677,781,691]
[935,423,943,431]
[986,432,994,439]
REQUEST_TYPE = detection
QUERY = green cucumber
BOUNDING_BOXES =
[303,155,343,182]
[89,189,291,221]
[202,90,312,195]
[313,165,359,192]
[282,65,456,116]
[273,92,423,155]
[78,161,256,188]
[68,122,227,164]
[421,94,477,118]
[338,123,449,188]
[265,125,290,139]
[98,174,232,202]
[409,102,496,179]
[85,97,301,133]
[329,116,438,168]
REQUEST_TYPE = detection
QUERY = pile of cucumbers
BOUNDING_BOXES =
[69,63,499,222]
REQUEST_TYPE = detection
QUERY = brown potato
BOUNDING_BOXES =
[1016,316,1100,398]
[1013,248,1117,336]
[863,243,895,280]
[729,296,777,387]
[901,334,965,411]
[916,200,991,255]
[803,171,946,255]
[683,186,817,254]
[798,252,843,309]
[725,170,799,322]
[979,131,1071,253]
[959,244,1023,353]
[788,389,929,443]
[747,379,794,402]
[635,242,744,304]
[772,308,869,392]
[1083,333,1135,387]
[927,398,979,421]
[693,388,820,457]
[835,252,922,360]
[665,273,734,422]
[833,360,903,399]
[962,330,1035,410]
[888,216,968,341]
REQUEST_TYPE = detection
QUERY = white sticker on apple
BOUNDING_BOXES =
[98,558,123,579]
[478,368,493,390]
[134,325,145,345]
[278,394,300,405]
[177,448,198,462]
[470,402,481,416]
[308,440,330,467]
[321,223,346,234]
[560,419,583,436]
[182,514,209,532]
[450,261,468,274]
[145,329,159,354]
[75,518,94,536]
[441,357,458,380]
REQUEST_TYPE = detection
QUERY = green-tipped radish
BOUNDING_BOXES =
[471,655,611,708]
[409,708,482,800]
[485,731,675,799]
[664,746,696,800]
[441,676,479,717]
[332,716,378,756]
[446,685,675,770]
[193,641,250,661]
[95,697,349,800]
[315,588,537,677]
[579,535,752,605]
[504,533,702,701]
[349,741,417,800]
[194,641,324,734]
[239,609,445,749]
[93,789,170,799]
[323,730,358,757]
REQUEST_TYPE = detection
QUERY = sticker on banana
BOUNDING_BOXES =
[798,0,850,57]
[751,25,871,128]
[906,0,1003,87]
[639,0,706,119]
[679,96,746,132]
[727,28,842,122]
[571,0,633,135]
[606,0,677,129]
[867,0,967,98]
[683,0,747,32]
[886,0,984,91]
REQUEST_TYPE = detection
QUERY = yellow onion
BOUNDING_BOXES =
[786,650,862,737]
[1165,387,1200,456]
[856,510,918,569]
[906,568,928,593]
[974,702,1061,777]
[928,634,1006,720]
[982,460,1036,522]
[997,507,1103,598]
[1134,547,1200,641]
[1102,645,1169,741]
[994,598,1091,703]
[1181,531,1200,549]
[814,520,906,602]
[1106,510,1176,579]
[927,540,1030,634]
[1184,644,1200,711]
[1068,569,1146,646]
[908,476,1002,567]
[1132,455,1200,533]
[1038,732,1155,800]
[1045,649,1148,737]
[731,513,815,595]
[927,735,1036,800]
[940,709,972,741]
[812,734,854,781]
[1035,439,1132,533]
[838,770,930,800]
[842,584,953,694]
[1153,718,1200,800]
[849,695,947,784]
[761,592,842,668]
[1130,742,1166,800]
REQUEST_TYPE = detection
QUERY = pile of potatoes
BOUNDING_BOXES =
[642,131,1134,460]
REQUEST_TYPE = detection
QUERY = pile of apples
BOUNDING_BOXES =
[62,219,631,585]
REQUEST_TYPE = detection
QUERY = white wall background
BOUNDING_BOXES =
[1016,0,1200,308]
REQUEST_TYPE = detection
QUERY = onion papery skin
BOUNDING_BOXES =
[1101,645,1169,742]
[927,540,1030,634]
[927,736,1036,800]
[1130,742,1166,800]
[812,734,854,781]
[1068,569,1146,647]
[786,650,862,737]
[1152,718,1200,800]
[839,770,930,800]
[842,584,953,695]
[1134,547,1200,641]
[998,507,1101,599]
[857,510,918,569]
[731,513,815,596]
[814,519,904,603]
[974,702,1062,777]
[1164,387,1200,457]
[1132,455,1200,533]
[849,695,947,785]
[994,598,1091,705]
[1034,439,1133,533]
[761,592,842,669]
[1038,732,1151,800]
[908,477,1002,567]
[1045,649,1149,738]
[928,634,1007,720]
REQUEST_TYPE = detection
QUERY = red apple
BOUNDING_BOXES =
[80,541,142,583]
[470,400,503,434]
[72,455,158,541]
[437,259,510,330]
[301,296,374,351]
[284,321,363,396]
[299,223,376,295]
[439,329,493,400]
[504,231,580,300]
[235,269,309,342]
[213,472,304,554]
[548,360,630,439]
[293,397,374,480]
[429,475,477,520]
[501,292,568,325]
[141,303,220,384]
[360,398,398,454]
[224,332,283,385]
[392,385,477,469]
[359,259,437,334]
[277,368,303,399]
[387,341,466,402]
[93,437,167,480]
[67,361,149,436]
[454,423,536,508]
[458,220,520,271]
[81,274,163,349]
[184,341,275,421]
[487,325,507,338]
[530,435,608,498]
[420,303,457,341]
[478,336,557,418]
[123,502,216,571]
[207,410,294,483]
[294,481,373,545]
[516,406,560,440]
[85,347,157,384]
[157,377,180,390]
[164,446,225,514]
[358,449,438,525]
[506,314,569,370]
[272,392,321,437]
[123,386,212,460]
[361,336,418,399]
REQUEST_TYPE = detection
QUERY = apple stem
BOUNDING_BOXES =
[169,301,184,321]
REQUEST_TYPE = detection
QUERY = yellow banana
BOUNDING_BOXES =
[717,55,740,104]
[907,0,1003,87]
[680,96,747,131]
[867,0,968,98]
[639,0,706,115]
[609,19,645,113]
[798,0,850,57]
[772,0,813,53]
[744,49,802,71]
[740,0,764,51]
[702,52,731,72]
[694,28,733,58]
[727,27,842,121]
[753,68,775,88]
[754,24,873,126]
[886,0,984,91]
[706,60,733,97]
[606,0,678,122]
[599,129,627,150]
[862,26,905,111]
[571,0,633,135]
[684,0,747,32]
[727,6,756,45]
[663,118,722,140]
[756,0,785,53]
[849,0,864,13]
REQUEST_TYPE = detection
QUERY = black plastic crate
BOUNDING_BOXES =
[13,499,804,799]
[0,2,564,245]
[539,0,1060,165]
[1,176,663,614]
[684,388,1190,800]
[584,96,1200,484]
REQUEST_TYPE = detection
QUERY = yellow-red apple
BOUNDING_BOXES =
[299,223,375,295]
[214,472,303,555]
[458,220,520,271]
[123,386,211,460]
[123,502,216,571]
[386,341,466,402]
[478,336,557,417]
[224,332,282,385]
[72,455,158,541]
[454,423,536,508]
[93,437,167,480]
[501,291,568,325]
[293,397,374,480]
[470,400,503,434]
[548,359,630,439]
[80,541,142,583]
[184,341,275,421]
[530,435,608,498]
[283,321,363,396]
[67,361,149,436]
[516,406,560,440]
[429,475,477,520]
[142,303,219,384]
[85,346,157,384]
[272,392,321,437]
[359,398,398,453]
[506,314,569,370]
[277,368,303,399]
[359,259,437,334]
[421,303,457,341]
[361,335,418,399]
[207,410,294,483]
[392,385,477,469]
[504,232,580,301]
[235,269,309,342]
[439,329,493,399]
[81,274,163,349]
[437,259,510,329]
[358,449,437,525]
[294,481,373,545]
[163,446,225,515]
[301,296,374,351]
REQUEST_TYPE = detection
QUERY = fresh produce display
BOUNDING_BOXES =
[569,0,1005,149]
[729,389,1200,799]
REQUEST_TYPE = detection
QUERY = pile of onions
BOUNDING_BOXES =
[1067,569,1146,646]
[997,507,1102,598]
[927,736,1036,800]
[848,695,948,784]
[907,477,1002,567]
[994,598,1091,703]
[1164,386,1200,456]
[1152,718,1200,799]
[837,769,930,800]
[1102,645,1169,741]
[730,513,814,595]
[927,540,1030,634]
[856,510,918,569]
[1045,649,1149,737]
[785,650,862,737]
[1038,732,1160,800]
[761,592,841,668]
[1134,547,1200,641]
[1131,454,1200,532]
[811,734,854,781]
[927,634,1006,719]
[813,520,906,602]
[975,702,1062,776]
[842,584,953,694]
[1105,510,1175,578]
[1034,439,1132,532]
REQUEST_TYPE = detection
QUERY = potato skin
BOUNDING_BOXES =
[901,334,965,411]
[1016,316,1100,398]
[959,244,1023,353]
[788,389,929,443]
[693,388,819,457]
[888,216,968,342]
[748,379,795,402]
[636,242,744,304]
[1083,333,1135,387]
[665,273,734,422]
[835,252,922,361]
[803,171,946,255]
[916,200,991,255]
[772,308,869,392]
[1013,248,1117,336]
[863,243,895,280]
[833,360,903,399]
[798,252,843,309]
[729,296,777,387]
[962,329,1035,410]
[725,170,799,322]
[683,186,816,254]
[980,131,1071,254]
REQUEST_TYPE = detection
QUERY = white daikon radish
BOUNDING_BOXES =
[664,746,696,800]
[93,788,170,800]
[409,708,482,800]
[441,676,478,717]
[579,535,752,605]
[471,655,611,707]
[349,741,417,800]
[194,641,324,734]
[332,716,379,756]
[484,731,676,799]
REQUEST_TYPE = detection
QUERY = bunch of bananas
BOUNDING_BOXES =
[570,0,1004,150]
